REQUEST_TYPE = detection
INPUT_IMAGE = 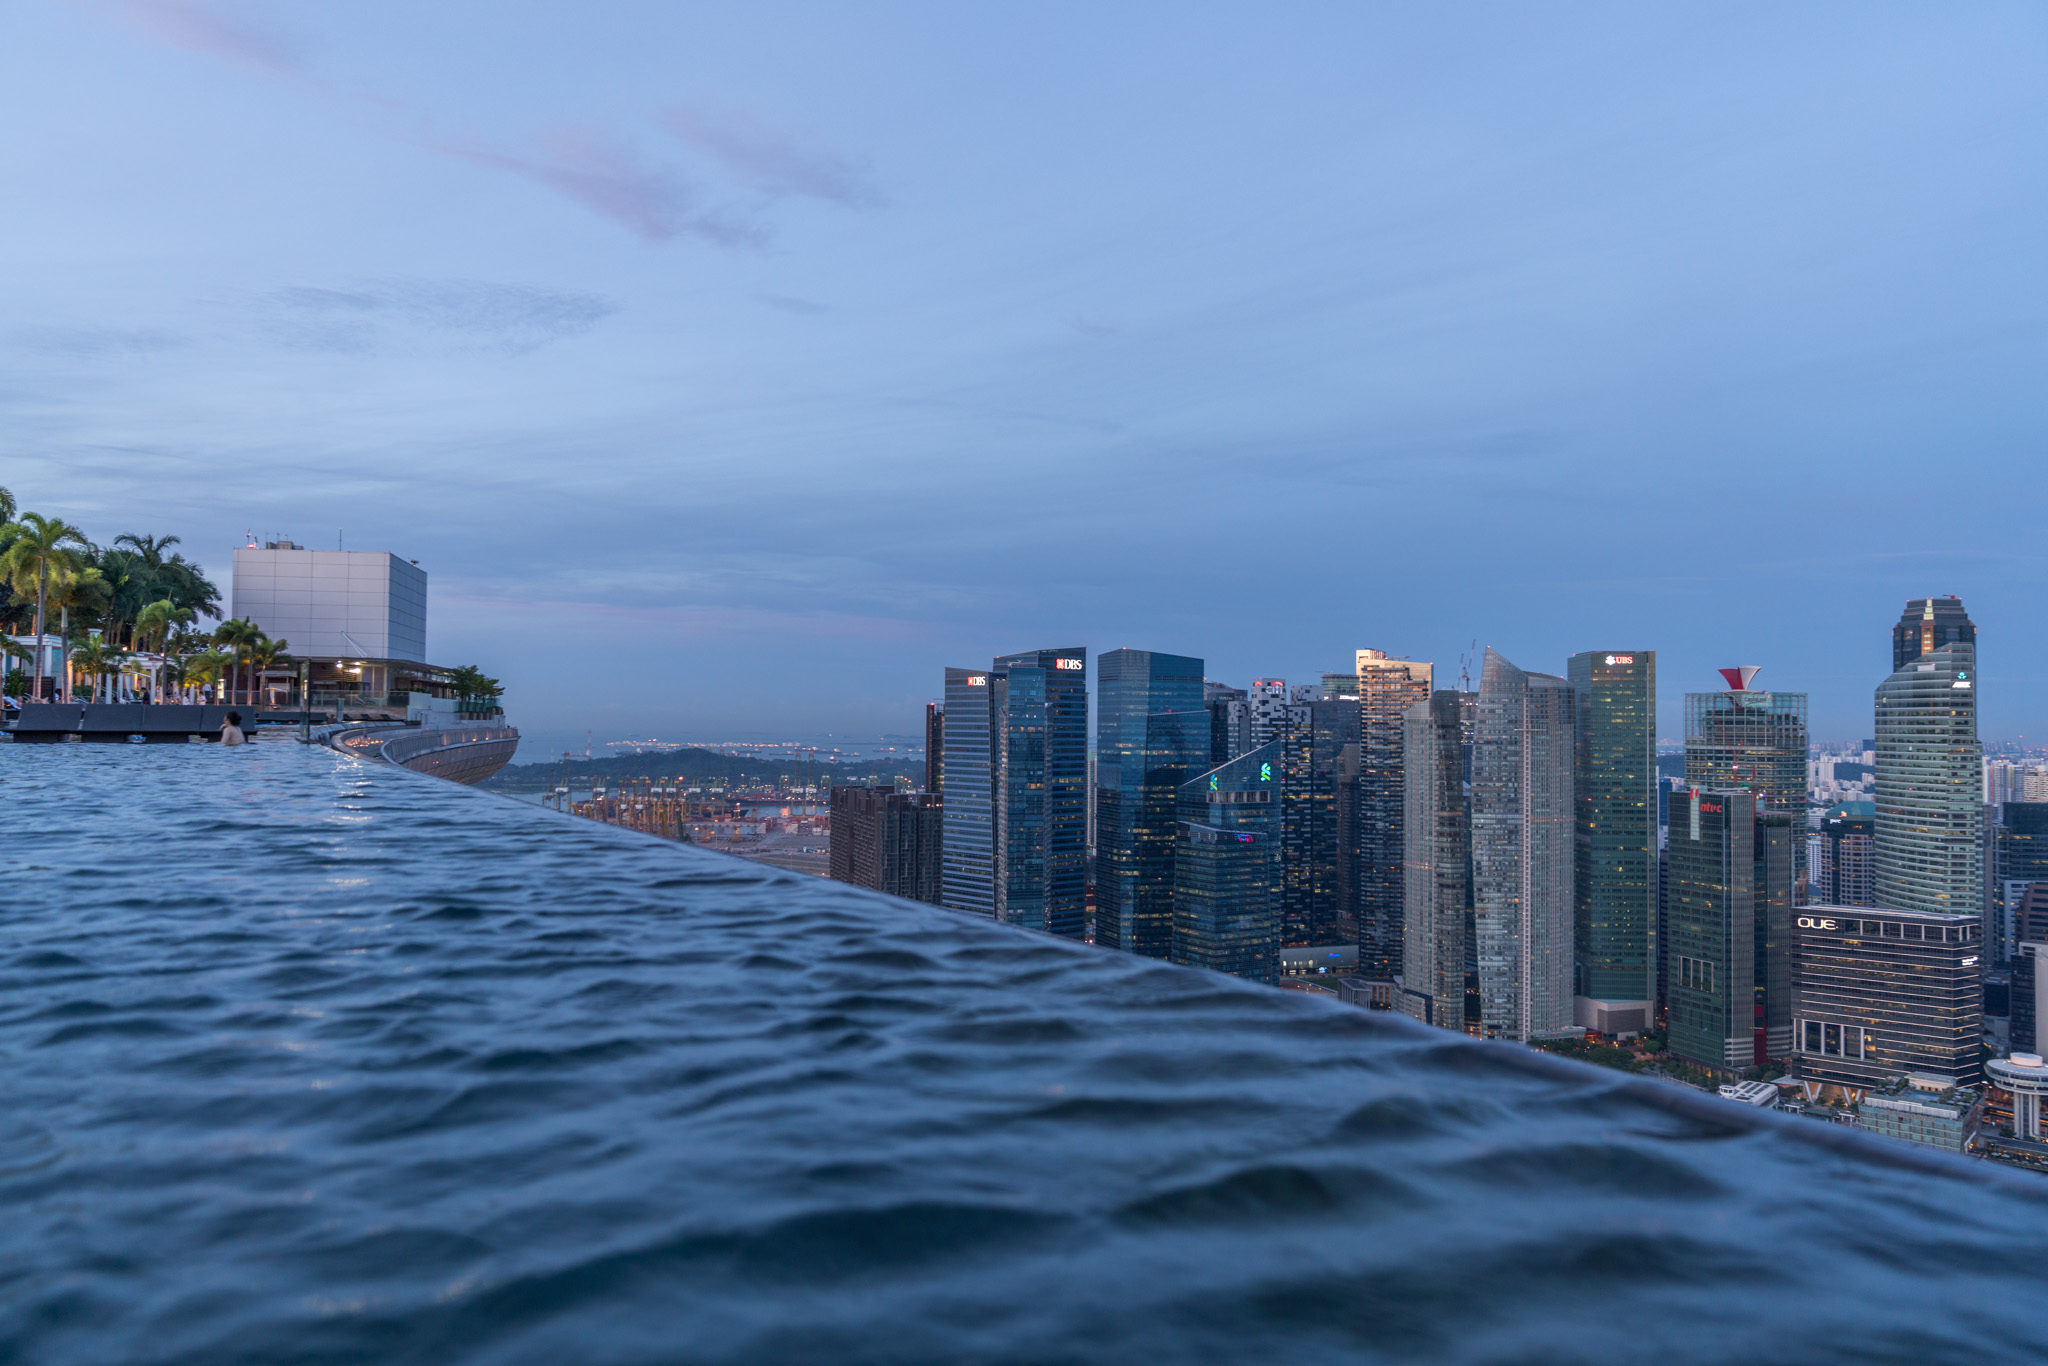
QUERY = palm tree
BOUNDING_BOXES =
[0,513,87,698]
[184,649,227,704]
[214,618,262,705]
[45,565,108,703]
[69,637,128,703]
[132,602,192,704]
[248,633,289,706]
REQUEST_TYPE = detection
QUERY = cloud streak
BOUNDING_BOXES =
[115,2,877,246]
[664,104,884,209]
[263,279,621,353]
[426,128,763,247]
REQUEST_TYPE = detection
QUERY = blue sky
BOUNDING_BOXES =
[5,2,2046,747]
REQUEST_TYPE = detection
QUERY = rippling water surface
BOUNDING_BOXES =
[4,740,2046,1364]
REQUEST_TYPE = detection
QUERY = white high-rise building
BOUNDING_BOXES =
[1471,648,1577,1041]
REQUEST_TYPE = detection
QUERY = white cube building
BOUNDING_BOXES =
[231,543,440,699]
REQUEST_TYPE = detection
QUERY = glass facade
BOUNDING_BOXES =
[1791,905,1983,1092]
[1567,650,1656,1030]
[1399,690,1468,1029]
[1893,595,1976,672]
[1472,649,1577,1041]
[1203,681,1251,767]
[991,648,1089,940]
[940,667,995,916]
[1096,650,1207,958]
[1685,684,1808,875]
[1811,804,1875,907]
[1174,742,1284,983]
[1277,696,1362,950]
[1665,788,1756,1071]
[1356,650,1434,983]
[1873,643,1983,929]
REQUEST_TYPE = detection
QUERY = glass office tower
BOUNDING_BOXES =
[1809,803,1875,907]
[1277,695,1363,950]
[1399,690,1469,1030]
[1356,650,1434,983]
[1204,681,1251,766]
[1567,650,1657,1036]
[1663,788,1795,1071]
[1685,673,1808,876]
[1665,788,1758,1072]
[1472,649,1577,1041]
[1893,595,1976,671]
[1173,742,1284,982]
[992,648,1089,940]
[940,667,995,916]
[1097,649,1208,958]
[1874,640,1982,926]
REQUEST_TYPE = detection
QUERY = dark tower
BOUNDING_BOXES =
[1893,596,1976,671]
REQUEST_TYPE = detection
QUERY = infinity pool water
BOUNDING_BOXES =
[4,740,2045,1364]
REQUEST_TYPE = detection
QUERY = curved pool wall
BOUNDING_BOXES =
[3,739,2046,1365]
[326,721,520,785]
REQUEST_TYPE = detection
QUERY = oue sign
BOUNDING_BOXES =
[1798,916,1838,930]
[1055,657,1084,671]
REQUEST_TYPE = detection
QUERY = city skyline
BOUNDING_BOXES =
[5,5,2047,742]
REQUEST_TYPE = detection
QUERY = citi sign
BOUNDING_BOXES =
[1055,657,1084,671]
[1798,916,1839,930]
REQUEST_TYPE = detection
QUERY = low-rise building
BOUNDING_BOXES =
[1855,1086,1975,1152]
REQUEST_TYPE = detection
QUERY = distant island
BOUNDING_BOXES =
[482,747,924,794]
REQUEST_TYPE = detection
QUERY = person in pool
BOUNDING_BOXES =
[220,711,247,746]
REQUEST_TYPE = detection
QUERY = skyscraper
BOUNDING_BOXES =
[1248,678,1289,747]
[1174,741,1284,982]
[1665,787,1759,1072]
[829,785,943,905]
[1809,803,1875,907]
[1203,680,1251,766]
[1684,670,1808,872]
[1567,650,1656,1037]
[939,649,1088,937]
[1399,690,1468,1029]
[993,648,1089,939]
[940,667,995,916]
[1663,787,1795,1071]
[1874,609,1982,929]
[925,701,945,796]
[1096,649,1208,958]
[1471,649,1577,1041]
[1893,594,1976,671]
[1276,693,1362,950]
[1356,649,1434,984]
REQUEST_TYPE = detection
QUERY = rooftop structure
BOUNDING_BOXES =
[231,543,443,700]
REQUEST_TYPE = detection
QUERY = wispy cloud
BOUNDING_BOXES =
[117,0,303,79]
[756,292,830,316]
[263,279,620,354]
[664,103,884,209]
[111,2,871,246]
[19,326,188,358]
[426,127,762,247]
